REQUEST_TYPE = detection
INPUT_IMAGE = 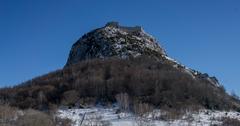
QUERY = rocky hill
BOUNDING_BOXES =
[66,22,166,66]
[66,22,220,88]
[0,22,239,112]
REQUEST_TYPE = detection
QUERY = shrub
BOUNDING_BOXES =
[221,117,240,126]
[0,104,18,126]
[133,102,154,115]
[17,109,55,126]
[54,117,72,126]
[115,93,130,111]
[61,90,79,106]
[0,105,65,126]
[17,109,54,126]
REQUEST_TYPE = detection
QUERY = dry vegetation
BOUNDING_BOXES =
[0,104,71,126]
[0,57,239,113]
[220,117,240,126]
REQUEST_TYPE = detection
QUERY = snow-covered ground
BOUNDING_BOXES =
[56,107,240,126]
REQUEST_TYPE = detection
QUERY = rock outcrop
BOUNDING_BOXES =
[66,22,166,66]
[66,22,220,87]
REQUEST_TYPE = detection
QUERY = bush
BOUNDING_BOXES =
[17,109,55,126]
[61,90,79,106]
[0,105,69,126]
[54,117,72,126]
[0,105,18,126]
[115,93,130,111]
[133,102,154,115]
[221,117,240,126]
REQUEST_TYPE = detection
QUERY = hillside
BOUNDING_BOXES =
[0,22,240,126]
[0,57,239,111]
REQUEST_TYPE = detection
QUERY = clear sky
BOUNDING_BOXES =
[0,0,239,95]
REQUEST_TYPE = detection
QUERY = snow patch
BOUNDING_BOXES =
[57,107,240,126]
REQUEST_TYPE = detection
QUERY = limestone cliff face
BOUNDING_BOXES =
[66,22,220,87]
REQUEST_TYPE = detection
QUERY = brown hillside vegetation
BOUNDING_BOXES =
[0,57,239,112]
[0,104,71,126]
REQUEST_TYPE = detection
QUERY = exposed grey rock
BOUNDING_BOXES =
[65,21,221,87]
[66,22,166,66]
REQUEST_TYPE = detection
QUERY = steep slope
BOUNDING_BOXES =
[1,57,239,110]
[66,22,220,88]
[0,22,239,112]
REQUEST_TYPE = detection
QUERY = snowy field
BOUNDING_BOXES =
[57,107,240,126]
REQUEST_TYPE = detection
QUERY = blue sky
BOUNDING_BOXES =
[0,0,239,95]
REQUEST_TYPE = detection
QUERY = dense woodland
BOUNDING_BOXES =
[0,57,239,112]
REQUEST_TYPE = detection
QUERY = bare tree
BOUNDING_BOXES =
[115,93,130,111]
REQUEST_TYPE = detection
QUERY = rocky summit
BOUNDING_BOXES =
[66,22,166,66]
[66,22,220,87]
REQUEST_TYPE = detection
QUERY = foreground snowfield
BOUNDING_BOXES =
[57,107,240,126]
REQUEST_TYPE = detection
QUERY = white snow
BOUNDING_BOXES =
[132,35,142,41]
[56,107,240,126]
[164,56,179,64]
[57,107,134,126]
[104,26,128,37]
[164,55,221,87]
